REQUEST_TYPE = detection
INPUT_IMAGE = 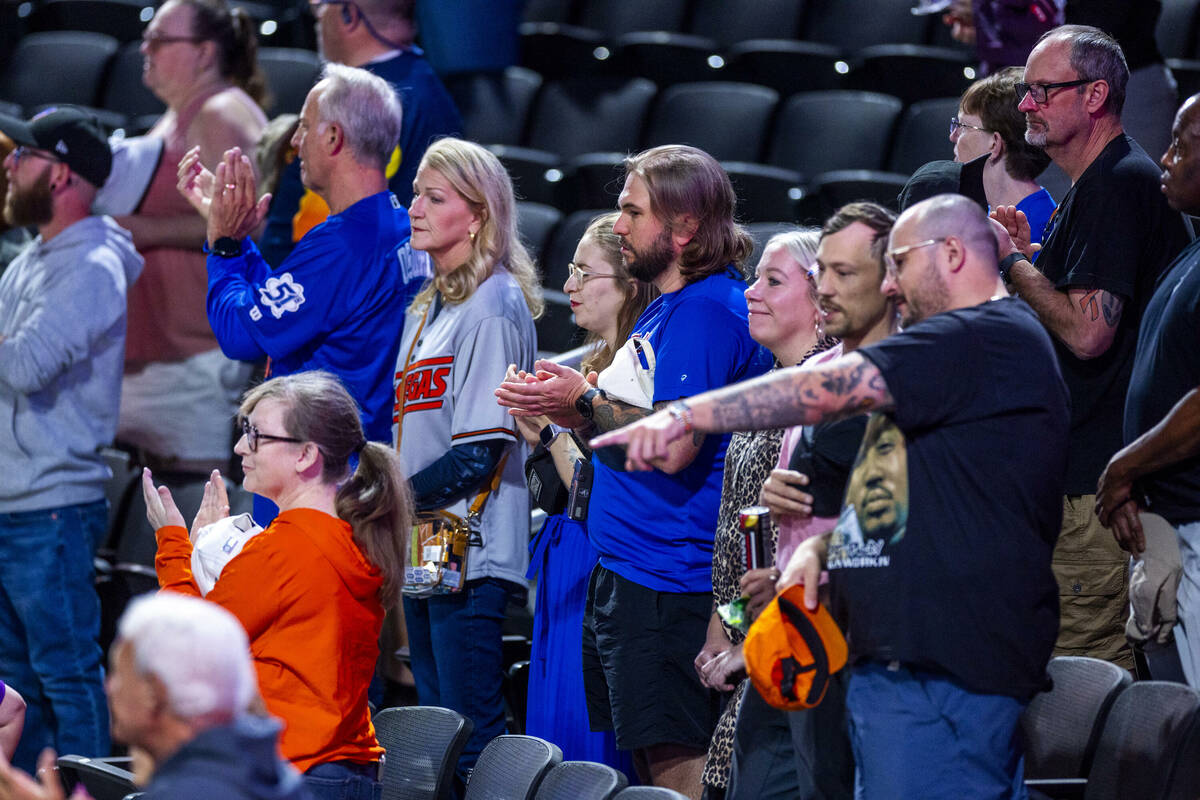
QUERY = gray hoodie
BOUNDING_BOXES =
[0,215,143,511]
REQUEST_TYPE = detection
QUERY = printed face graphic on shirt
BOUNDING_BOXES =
[828,413,909,570]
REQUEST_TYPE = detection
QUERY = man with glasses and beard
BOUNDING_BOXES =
[992,24,1191,672]
[496,145,772,798]
[0,106,143,770]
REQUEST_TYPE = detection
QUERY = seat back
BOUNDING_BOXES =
[374,706,474,800]
[886,96,962,175]
[614,787,690,800]
[577,0,688,39]
[464,734,563,800]
[1020,656,1131,780]
[100,40,165,118]
[533,762,629,800]
[447,67,542,146]
[642,81,778,163]
[526,77,656,159]
[687,0,805,47]
[0,31,118,108]
[57,755,137,800]
[800,0,929,50]
[516,201,563,262]
[725,39,846,96]
[1084,681,1200,800]
[257,47,321,115]
[768,91,902,176]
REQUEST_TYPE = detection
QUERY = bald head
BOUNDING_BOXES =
[883,194,1003,325]
[1161,93,1200,215]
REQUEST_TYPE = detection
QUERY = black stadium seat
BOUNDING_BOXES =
[446,67,543,147]
[525,76,656,159]
[767,91,903,176]
[687,0,805,47]
[641,82,778,163]
[0,31,119,109]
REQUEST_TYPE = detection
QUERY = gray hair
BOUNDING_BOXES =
[1038,24,1128,116]
[117,593,257,719]
[315,62,403,171]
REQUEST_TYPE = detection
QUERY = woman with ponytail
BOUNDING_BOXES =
[116,0,268,478]
[143,370,411,800]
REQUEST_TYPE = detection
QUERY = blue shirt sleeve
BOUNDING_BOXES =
[205,239,272,361]
[650,296,756,403]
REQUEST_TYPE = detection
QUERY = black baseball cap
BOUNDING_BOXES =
[897,153,989,212]
[0,105,112,188]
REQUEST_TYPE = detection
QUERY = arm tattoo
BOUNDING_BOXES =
[1100,291,1122,328]
[1077,289,1122,328]
[707,355,893,433]
[1078,290,1101,322]
[590,395,656,433]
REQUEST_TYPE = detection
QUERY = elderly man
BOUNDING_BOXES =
[992,24,1191,671]
[497,145,771,798]
[181,63,428,520]
[596,194,1069,799]
[0,593,309,800]
[0,106,144,770]
[1096,93,1200,687]
[259,0,461,265]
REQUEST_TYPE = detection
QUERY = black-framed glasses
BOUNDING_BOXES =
[1015,79,1093,105]
[566,262,622,286]
[949,117,989,137]
[240,418,304,453]
[140,32,207,49]
[10,146,61,166]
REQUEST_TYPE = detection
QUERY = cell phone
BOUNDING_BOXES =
[568,458,593,522]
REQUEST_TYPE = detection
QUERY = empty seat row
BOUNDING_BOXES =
[0,32,321,123]
[522,0,962,51]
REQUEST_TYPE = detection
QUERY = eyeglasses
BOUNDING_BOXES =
[240,418,304,453]
[10,146,61,166]
[949,117,989,137]
[566,263,622,286]
[1015,79,1093,105]
[140,32,207,50]
[885,237,947,274]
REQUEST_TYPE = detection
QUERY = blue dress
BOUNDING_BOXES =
[525,513,636,779]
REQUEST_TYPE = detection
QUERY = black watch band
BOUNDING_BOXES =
[575,387,601,420]
[211,236,242,258]
[539,424,557,448]
[998,252,1025,283]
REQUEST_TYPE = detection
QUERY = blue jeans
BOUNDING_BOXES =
[845,661,1028,800]
[0,500,110,771]
[304,761,381,800]
[404,578,513,784]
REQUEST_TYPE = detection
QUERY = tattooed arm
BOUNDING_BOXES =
[1006,258,1124,359]
[592,352,894,471]
[577,397,705,474]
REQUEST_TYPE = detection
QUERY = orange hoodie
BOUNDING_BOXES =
[156,508,385,773]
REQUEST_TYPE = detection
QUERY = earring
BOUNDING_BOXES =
[469,230,476,242]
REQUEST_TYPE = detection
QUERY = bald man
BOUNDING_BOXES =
[595,195,1071,798]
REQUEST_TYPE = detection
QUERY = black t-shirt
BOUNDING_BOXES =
[829,298,1069,699]
[788,417,868,518]
[1035,134,1190,493]
[1126,238,1200,525]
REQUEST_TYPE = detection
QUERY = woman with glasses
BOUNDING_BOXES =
[695,230,834,799]
[144,370,410,800]
[115,0,268,477]
[508,212,653,775]
[394,137,541,783]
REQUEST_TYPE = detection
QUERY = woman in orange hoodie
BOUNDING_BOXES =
[143,370,411,800]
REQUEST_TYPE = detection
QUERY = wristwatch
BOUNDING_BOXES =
[998,252,1025,283]
[539,424,558,448]
[575,386,602,420]
[210,236,242,258]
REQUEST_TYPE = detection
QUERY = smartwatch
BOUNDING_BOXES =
[539,424,558,448]
[575,386,601,420]
[210,236,242,258]
[998,252,1025,283]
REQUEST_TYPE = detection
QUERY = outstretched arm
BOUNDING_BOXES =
[592,352,892,471]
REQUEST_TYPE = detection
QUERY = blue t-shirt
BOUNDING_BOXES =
[588,268,772,593]
[1017,186,1056,247]
[207,191,429,444]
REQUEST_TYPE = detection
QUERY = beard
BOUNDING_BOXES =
[624,227,675,283]
[3,168,53,229]
[1024,118,1048,148]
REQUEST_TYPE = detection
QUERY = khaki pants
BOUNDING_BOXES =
[1051,495,1133,669]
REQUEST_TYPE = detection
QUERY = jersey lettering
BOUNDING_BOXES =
[395,356,453,419]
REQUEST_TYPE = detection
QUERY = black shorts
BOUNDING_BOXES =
[582,564,720,751]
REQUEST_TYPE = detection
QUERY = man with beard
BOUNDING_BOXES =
[496,145,771,798]
[1096,94,1200,686]
[595,194,1070,798]
[992,24,1191,671]
[0,106,143,770]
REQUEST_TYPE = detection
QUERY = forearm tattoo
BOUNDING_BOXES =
[591,396,656,433]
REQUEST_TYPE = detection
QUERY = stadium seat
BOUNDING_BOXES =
[642,82,778,163]
[519,22,612,80]
[257,46,321,115]
[488,145,564,207]
[562,152,626,213]
[374,706,473,800]
[722,161,804,223]
[1159,0,1200,60]
[767,91,903,176]
[886,96,962,175]
[724,39,847,95]
[100,40,165,119]
[542,209,607,289]
[796,170,909,224]
[517,201,563,262]
[0,31,119,109]
[576,0,689,39]
[687,0,805,47]
[31,0,154,42]
[446,66,542,146]
[464,734,562,800]
[525,76,657,159]
[537,292,583,355]
[746,220,800,270]
[615,788,690,800]
[534,762,628,800]
[612,31,723,87]
[849,44,974,107]
[800,0,931,50]
[523,0,578,24]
